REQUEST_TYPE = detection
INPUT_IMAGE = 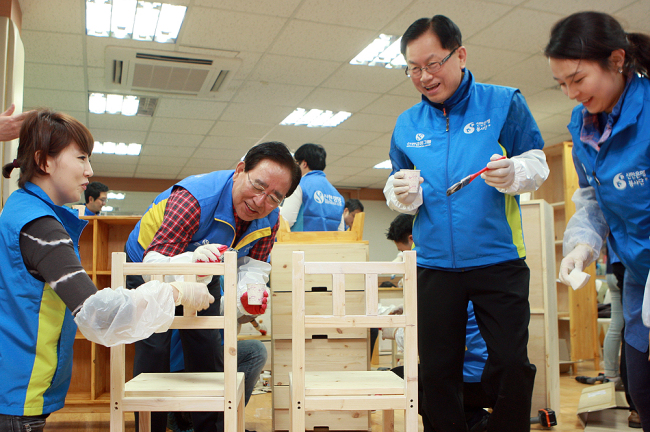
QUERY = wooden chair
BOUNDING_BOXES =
[109,251,244,432]
[289,250,418,432]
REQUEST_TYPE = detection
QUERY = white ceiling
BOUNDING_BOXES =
[18,0,650,210]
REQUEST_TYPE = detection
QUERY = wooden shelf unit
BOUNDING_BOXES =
[532,142,600,370]
[64,216,140,412]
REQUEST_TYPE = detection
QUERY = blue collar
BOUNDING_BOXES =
[422,68,472,112]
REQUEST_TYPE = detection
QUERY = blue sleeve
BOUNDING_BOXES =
[388,130,414,177]
[499,91,545,157]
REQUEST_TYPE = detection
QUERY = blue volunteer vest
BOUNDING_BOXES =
[0,183,86,416]
[292,170,344,232]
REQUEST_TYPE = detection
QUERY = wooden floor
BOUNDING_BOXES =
[45,360,616,431]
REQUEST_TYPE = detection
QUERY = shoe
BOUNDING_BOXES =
[575,373,605,384]
[629,410,641,428]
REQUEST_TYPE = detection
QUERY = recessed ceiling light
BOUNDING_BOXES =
[350,34,406,69]
[280,108,351,128]
[86,0,186,44]
[88,93,156,116]
[373,160,392,169]
[93,141,142,156]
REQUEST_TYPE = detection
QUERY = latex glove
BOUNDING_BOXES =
[392,170,423,205]
[481,154,515,189]
[240,289,269,315]
[559,244,595,289]
[192,244,229,283]
[170,281,214,311]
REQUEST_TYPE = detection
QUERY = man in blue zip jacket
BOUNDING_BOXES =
[384,15,549,432]
[280,143,345,231]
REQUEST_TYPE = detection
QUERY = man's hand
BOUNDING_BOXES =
[240,289,269,315]
[170,281,215,311]
[0,104,31,142]
[481,154,515,188]
[392,171,423,205]
[192,244,228,281]
[559,244,595,287]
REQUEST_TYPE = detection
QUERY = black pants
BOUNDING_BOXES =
[417,260,536,432]
[126,255,224,432]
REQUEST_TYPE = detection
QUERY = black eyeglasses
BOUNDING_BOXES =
[405,46,460,78]
[247,173,283,206]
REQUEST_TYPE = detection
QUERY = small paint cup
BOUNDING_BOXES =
[247,283,266,305]
[400,169,421,193]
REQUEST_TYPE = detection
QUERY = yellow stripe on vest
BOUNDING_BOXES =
[236,227,272,250]
[24,284,66,416]
[138,198,169,251]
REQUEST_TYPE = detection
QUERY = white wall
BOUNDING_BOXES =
[359,199,404,262]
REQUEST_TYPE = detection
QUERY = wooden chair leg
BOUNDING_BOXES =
[238,386,245,432]
[383,409,395,432]
[138,412,151,432]
[109,406,124,432]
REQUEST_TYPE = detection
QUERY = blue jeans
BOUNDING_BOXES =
[230,339,268,404]
[0,414,48,431]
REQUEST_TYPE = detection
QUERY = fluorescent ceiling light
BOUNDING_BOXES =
[86,0,186,44]
[373,160,392,169]
[101,206,114,212]
[350,34,406,69]
[107,192,126,200]
[93,141,142,156]
[89,93,147,116]
[281,108,351,128]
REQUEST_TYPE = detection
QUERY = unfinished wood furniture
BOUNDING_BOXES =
[289,250,418,432]
[270,241,370,431]
[532,142,600,370]
[65,216,140,412]
[521,200,560,415]
[109,251,244,432]
[277,211,365,243]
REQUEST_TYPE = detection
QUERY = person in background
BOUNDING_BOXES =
[341,198,364,231]
[0,110,213,432]
[280,143,344,231]
[545,11,650,430]
[83,181,108,216]
[384,213,491,432]
[384,15,549,432]
[124,141,301,432]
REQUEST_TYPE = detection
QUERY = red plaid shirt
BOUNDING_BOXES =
[145,187,278,261]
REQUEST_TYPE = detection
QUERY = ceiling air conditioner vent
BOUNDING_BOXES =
[105,47,241,98]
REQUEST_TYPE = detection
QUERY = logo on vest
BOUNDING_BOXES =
[613,174,627,190]
[406,133,431,148]
[463,119,491,134]
[314,190,343,206]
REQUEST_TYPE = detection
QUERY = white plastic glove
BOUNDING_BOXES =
[392,170,423,205]
[559,244,595,290]
[481,154,515,189]
[642,271,650,328]
[236,257,271,317]
[192,244,228,283]
[170,281,214,311]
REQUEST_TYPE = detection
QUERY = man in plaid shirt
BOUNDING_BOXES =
[124,141,301,432]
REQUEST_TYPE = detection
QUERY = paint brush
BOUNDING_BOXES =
[446,156,506,196]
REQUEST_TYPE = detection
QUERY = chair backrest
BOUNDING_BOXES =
[276,212,365,243]
[110,251,238,408]
[291,250,417,391]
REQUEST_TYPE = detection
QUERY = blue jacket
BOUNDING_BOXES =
[568,73,650,351]
[126,170,279,262]
[389,70,544,269]
[0,183,87,416]
[464,302,487,382]
[292,170,344,232]
[83,206,96,216]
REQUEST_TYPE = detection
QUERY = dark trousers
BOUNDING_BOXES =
[417,260,536,432]
[0,414,48,431]
[126,258,224,432]
[626,341,650,429]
